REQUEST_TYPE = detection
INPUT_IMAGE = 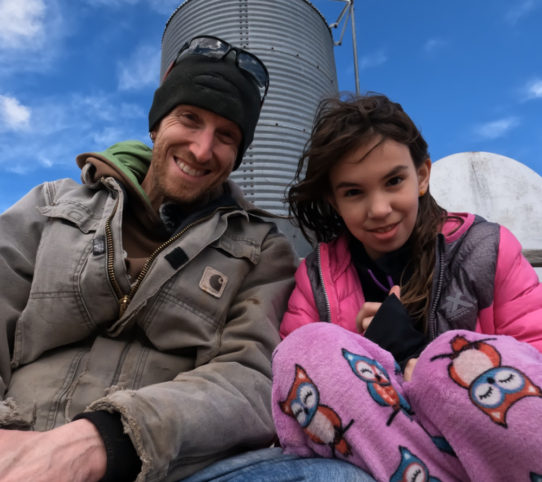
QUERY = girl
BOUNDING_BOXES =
[272,94,542,481]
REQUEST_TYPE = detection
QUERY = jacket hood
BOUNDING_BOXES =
[76,140,152,204]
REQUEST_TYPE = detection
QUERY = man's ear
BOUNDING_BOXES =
[149,131,156,143]
[417,158,431,194]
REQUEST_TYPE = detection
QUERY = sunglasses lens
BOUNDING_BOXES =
[237,53,268,89]
[177,37,228,61]
[189,37,229,58]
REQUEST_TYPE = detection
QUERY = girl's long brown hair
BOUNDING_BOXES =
[288,94,448,328]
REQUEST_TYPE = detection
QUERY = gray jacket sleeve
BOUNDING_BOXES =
[88,228,297,481]
[0,184,52,398]
[0,181,75,426]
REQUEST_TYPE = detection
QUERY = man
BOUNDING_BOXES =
[0,35,298,481]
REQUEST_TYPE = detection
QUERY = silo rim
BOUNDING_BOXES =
[162,0,334,43]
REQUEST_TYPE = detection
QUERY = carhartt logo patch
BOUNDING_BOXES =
[199,267,228,298]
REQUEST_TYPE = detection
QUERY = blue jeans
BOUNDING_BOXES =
[182,447,375,481]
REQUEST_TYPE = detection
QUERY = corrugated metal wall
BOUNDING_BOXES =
[161,0,338,255]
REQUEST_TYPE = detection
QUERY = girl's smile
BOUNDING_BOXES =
[366,222,400,241]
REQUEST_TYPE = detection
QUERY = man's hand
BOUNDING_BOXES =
[356,285,401,333]
[0,419,107,482]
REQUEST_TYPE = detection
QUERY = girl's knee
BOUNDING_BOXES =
[409,329,542,414]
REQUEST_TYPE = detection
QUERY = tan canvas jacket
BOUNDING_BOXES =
[0,142,297,480]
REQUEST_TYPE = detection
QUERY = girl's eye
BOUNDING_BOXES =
[344,188,362,197]
[387,176,403,187]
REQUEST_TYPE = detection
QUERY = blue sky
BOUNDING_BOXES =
[1,0,541,212]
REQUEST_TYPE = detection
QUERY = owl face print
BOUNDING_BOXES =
[343,350,391,386]
[471,366,527,409]
[432,334,542,427]
[279,364,320,427]
[279,363,354,457]
[390,446,440,482]
[342,349,412,425]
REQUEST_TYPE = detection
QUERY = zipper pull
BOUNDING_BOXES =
[119,295,130,317]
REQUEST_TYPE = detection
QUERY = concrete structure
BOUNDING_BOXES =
[161,0,339,255]
[430,151,542,278]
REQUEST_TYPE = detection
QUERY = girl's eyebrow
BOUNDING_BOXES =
[384,164,409,178]
[334,164,410,190]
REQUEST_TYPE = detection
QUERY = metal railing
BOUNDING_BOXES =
[524,250,542,268]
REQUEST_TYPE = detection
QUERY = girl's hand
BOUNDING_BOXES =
[403,357,418,381]
[356,285,401,333]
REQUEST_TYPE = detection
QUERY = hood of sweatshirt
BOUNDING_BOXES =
[76,140,153,206]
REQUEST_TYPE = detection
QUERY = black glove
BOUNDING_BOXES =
[364,293,427,370]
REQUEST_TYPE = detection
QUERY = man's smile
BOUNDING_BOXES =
[174,156,208,177]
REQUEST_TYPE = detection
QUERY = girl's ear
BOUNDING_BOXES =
[417,158,431,194]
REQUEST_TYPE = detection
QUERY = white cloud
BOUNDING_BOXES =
[118,44,161,91]
[38,155,54,168]
[505,0,538,24]
[92,126,129,147]
[0,0,46,49]
[0,0,65,75]
[474,117,520,140]
[0,91,149,174]
[525,79,542,99]
[423,38,448,54]
[359,50,387,70]
[0,95,31,131]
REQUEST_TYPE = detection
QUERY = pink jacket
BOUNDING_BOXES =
[281,213,542,352]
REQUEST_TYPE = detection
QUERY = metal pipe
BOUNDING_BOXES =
[350,0,360,93]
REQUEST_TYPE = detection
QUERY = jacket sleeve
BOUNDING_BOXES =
[0,183,54,400]
[279,259,320,339]
[489,225,542,351]
[87,228,298,481]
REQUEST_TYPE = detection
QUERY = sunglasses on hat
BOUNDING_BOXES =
[163,35,269,102]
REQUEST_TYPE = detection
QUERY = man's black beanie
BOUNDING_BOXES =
[148,54,263,170]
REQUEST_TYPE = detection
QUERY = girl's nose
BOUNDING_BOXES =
[367,193,392,218]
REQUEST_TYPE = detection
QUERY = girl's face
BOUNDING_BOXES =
[328,137,431,260]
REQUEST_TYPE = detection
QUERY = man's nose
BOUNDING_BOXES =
[190,129,214,163]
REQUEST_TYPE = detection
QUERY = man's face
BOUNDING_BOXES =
[142,104,242,209]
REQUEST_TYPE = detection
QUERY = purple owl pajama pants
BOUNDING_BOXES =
[272,323,542,481]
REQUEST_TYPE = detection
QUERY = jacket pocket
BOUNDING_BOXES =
[137,235,260,357]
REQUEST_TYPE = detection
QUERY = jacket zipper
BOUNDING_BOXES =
[428,234,445,340]
[317,245,332,322]
[105,202,237,318]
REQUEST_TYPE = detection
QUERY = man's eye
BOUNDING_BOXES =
[179,112,198,124]
[218,131,237,145]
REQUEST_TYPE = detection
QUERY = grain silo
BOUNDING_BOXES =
[160,0,339,255]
